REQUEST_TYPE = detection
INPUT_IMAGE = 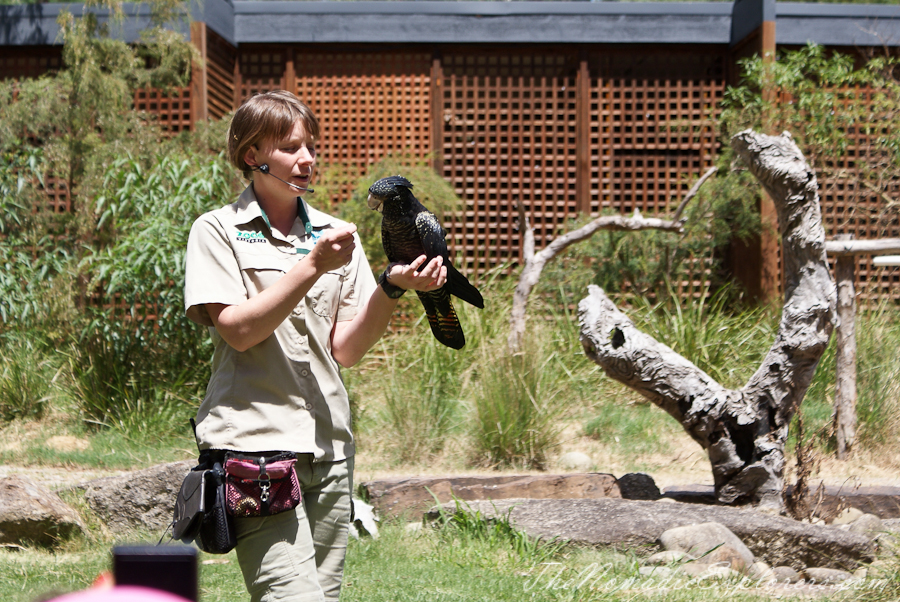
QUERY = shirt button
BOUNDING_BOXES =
[305,403,313,411]
[300,369,309,377]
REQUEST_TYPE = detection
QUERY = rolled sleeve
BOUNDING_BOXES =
[184,214,248,326]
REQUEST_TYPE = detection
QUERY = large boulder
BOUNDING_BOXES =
[0,475,84,546]
[659,522,754,573]
[427,498,875,570]
[78,461,193,532]
[360,473,620,519]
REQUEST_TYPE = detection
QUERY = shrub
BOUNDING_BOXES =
[470,337,563,470]
[631,286,778,390]
[376,328,465,463]
[70,152,234,433]
[0,334,59,422]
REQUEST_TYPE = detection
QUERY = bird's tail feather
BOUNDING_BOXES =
[446,264,484,309]
[417,289,465,350]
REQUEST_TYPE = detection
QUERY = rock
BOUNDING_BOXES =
[639,566,674,579]
[426,498,875,570]
[661,484,716,505]
[678,563,740,580]
[667,484,900,519]
[748,561,776,583]
[645,550,693,565]
[0,475,84,546]
[832,507,864,525]
[659,522,754,573]
[799,485,900,520]
[557,452,592,471]
[847,513,883,536]
[617,473,661,501]
[803,567,852,584]
[405,522,423,533]
[78,461,192,532]
[772,565,802,583]
[360,473,620,519]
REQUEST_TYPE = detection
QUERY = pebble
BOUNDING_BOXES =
[803,567,852,584]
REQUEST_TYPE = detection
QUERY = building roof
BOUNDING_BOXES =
[1,0,898,49]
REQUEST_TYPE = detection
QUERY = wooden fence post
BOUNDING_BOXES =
[824,237,900,459]
[189,22,208,127]
[833,234,857,460]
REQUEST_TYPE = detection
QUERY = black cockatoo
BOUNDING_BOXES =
[367,175,484,349]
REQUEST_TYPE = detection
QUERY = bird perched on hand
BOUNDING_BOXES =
[367,175,484,349]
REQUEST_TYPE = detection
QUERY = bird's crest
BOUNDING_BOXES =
[377,175,413,192]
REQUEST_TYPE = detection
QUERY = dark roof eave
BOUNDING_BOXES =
[233,13,732,45]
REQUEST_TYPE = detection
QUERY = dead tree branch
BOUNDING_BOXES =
[508,166,716,352]
[579,130,836,510]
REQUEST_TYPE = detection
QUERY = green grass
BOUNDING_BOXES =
[584,402,679,457]
[2,480,898,602]
[5,518,866,602]
[0,420,195,470]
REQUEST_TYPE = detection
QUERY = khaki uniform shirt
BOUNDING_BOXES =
[184,184,376,460]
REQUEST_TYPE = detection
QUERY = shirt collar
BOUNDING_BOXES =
[233,184,334,233]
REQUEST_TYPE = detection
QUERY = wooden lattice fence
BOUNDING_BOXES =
[4,32,900,303]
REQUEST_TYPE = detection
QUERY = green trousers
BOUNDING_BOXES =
[234,456,353,602]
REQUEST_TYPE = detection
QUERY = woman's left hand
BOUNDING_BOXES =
[387,255,447,292]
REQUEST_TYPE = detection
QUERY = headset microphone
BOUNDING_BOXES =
[256,164,315,193]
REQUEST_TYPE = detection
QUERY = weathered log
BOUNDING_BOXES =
[578,130,836,509]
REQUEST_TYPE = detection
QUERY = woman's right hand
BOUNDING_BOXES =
[308,224,357,275]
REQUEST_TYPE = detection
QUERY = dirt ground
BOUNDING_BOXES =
[1,421,898,495]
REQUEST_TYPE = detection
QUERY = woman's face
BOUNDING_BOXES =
[250,120,317,196]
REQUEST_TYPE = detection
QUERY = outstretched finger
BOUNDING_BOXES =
[409,255,429,272]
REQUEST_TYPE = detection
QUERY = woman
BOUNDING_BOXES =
[184,90,445,602]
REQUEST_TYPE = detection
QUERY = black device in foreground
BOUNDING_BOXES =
[112,545,198,602]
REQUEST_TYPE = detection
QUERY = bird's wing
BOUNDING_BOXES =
[446,263,484,309]
[381,218,396,262]
[415,211,448,260]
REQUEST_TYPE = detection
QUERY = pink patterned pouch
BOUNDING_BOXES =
[224,452,301,518]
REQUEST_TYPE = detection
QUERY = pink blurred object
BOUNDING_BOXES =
[48,585,192,602]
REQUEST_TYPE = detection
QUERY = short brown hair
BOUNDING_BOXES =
[226,91,320,179]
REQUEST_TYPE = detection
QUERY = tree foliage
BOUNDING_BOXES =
[0,0,223,433]
[723,43,900,238]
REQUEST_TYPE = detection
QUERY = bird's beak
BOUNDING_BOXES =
[366,193,383,211]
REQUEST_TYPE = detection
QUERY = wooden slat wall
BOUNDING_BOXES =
[11,32,900,302]
[206,28,236,120]
[440,50,580,276]
[592,49,725,296]
[237,47,285,101]
[816,85,900,303]
[39,175,72,213]
[0,46,61,80]
[292,51,433,206]
[133,87,193,133]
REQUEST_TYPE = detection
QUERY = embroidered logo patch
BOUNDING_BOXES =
[236,231,267,244]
